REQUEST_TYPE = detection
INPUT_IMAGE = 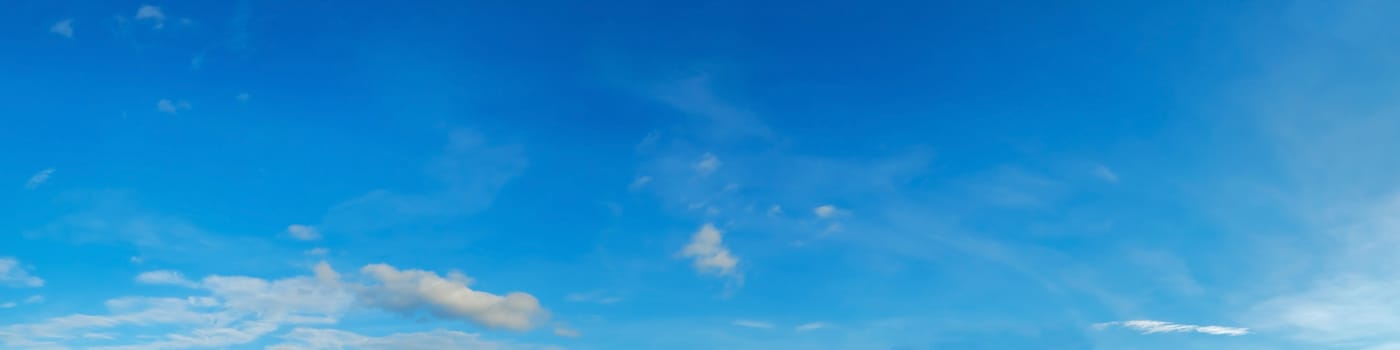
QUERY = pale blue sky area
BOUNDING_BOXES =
[3,1,1399,349]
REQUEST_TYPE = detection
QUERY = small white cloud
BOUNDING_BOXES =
[1095,320,1248,336]
[694,153,721,176]
[553,327,581,338]
[156,99,190,114]
[679,223,739,277]
[0,302,15,309]
[287,224,321,241]
[767,205,783,217]
[629,175,652,191]
[795,322,831,332]
[129,256,144,264]
[24,168,55,190]
[50,19,73,38]
[236,92,251,103]
[565,291,622,304]
[135,270,199,288]
[1093,164,1119,183]
[23,295,45,304]
[136,5,166,29]
[732,320,774,329]
[305,247,329,256]
[0,257,44,287]
[813,205,842,218]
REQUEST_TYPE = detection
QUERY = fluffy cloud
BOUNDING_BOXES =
[732,320,774,329]
[679,223,739,277]
[795,322,831,332]
[287,224,321,241]
[813,205,840,218]
[25,168,55,190]
[49,19,73,38]
[0,257,44,287]
[0,261,543,349]
[1094,320,1248,336]
[135,5,165,29]
[135,270,198,288]
[357,264,545,330]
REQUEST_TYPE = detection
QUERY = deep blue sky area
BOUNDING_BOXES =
[3,1,1398,349]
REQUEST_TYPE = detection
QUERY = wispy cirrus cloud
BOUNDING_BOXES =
[732,320,774,329]
[25,168,55,190]
[1094,320,1248,336]
[565,291,622,304]
[135,270,199,288]
[0,257,44,288]
[316,129,525,235]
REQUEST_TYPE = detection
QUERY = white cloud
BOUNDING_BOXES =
[50,19,73,38]
[24,295,44,304]
[795,322,831,332]
[732,320,774,329]
[553,327,580,338]
[156,99,190,114]
[136,270,198,288]
[1092,164,1119,183]
[0,257,44,287]
[767,205,782,217]
[25,168,55,190]
[135,5,166,29]
[679,223,739,277]
[0,302,14,309]
[305,247,329,256]
[813,205,840,218]
[269,328,508,350]
[236,92,251,103]
[1095,320,1248,336]
[0,263,386,349]
[357,264,545,330]
[628,175,652,191]
[694,153,720,176]
[130,256,144,264]
[287,224,321,241]
[565,291,622,304]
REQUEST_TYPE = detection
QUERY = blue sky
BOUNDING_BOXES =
[3,0,1400,349]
